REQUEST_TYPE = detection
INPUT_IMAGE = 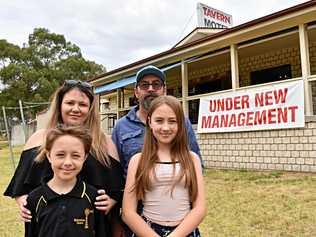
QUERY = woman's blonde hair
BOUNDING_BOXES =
[37,81,110,166]
[35,125,92,162]
[134,95,198,202]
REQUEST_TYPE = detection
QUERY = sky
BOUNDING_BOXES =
[0,0,309,72]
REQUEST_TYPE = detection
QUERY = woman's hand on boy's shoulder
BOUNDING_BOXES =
[15,195,32,222]
[95,189,117,215]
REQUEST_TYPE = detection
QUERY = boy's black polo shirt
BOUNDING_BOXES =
[25,178,107,237]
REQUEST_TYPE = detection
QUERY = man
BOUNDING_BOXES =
[112,65,202,176]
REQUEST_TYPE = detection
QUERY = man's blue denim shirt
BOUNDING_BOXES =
[111,106,202,176]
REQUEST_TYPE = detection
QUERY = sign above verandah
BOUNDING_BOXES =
[197,3,233,29]
[197,80,305,133]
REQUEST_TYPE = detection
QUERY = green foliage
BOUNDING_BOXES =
[0,28,105,118]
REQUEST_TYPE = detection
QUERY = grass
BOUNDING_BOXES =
[1,142,316,236]
[0,141,24,236]
[200,170,316,237]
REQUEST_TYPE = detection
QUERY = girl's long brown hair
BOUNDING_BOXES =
[37,82,110,166]
[134,95,198,202]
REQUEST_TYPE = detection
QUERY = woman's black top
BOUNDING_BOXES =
[4,147,124,201]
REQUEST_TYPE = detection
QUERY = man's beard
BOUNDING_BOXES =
[141,93,159,110]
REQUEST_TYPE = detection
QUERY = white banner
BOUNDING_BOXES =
[197,80,305,133]
[197,3,233,29]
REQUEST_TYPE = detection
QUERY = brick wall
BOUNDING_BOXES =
[197,119,316,172]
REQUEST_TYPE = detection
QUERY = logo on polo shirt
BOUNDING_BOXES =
[74,208,94,229]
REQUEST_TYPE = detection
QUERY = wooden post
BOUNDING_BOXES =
[299,24,312,115]
[181,61,189,117]
[230,44,240,90]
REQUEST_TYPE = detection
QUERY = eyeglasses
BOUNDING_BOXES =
[64,80,93,91]
[64,80,92,88]
[137,80,164,90]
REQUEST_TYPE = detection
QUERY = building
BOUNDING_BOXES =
[90,1,316,172]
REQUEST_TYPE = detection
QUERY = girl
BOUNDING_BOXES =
[122,95,206,237]
[25,126,106,237]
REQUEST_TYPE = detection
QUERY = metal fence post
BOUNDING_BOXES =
[19,100,27,141]
[2,106,15,170]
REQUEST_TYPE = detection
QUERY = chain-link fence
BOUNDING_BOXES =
[0,101,48,237]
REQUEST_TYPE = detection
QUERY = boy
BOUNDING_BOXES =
[25,126,106,237]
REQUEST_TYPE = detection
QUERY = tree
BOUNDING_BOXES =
[0,28,105,119]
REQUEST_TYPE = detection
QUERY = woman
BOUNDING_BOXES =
[122,95,206,237]
[4,80,125,236]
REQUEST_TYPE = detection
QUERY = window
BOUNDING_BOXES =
[102,102,110,111]
[189,72,231,96]
[189,99,199,124]
[251,64,292,85]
